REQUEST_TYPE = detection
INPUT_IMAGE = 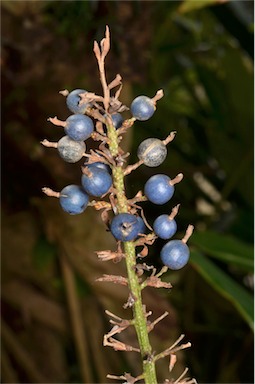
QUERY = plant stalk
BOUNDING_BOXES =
[108,123,158,384]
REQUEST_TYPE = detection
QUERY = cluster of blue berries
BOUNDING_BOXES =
[40,28,197,384]
[42,85,193,271]
[42,89,113,212]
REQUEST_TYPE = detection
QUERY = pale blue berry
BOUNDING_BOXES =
[138,138,167,167]
[153,215,177,240]
[57,136,85,163]
[65,114,94,141]
[160,240,190,270]
[144,174,174,205]
[59,185,89,215]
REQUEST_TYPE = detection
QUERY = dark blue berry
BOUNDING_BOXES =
[59,185,89,214]
[58,135,85,163]
[153,215,177,240]
[66,89,90,114]
[81,167,112,197]
[137,138,167,167]
[110,213,141,241]
[65,114,94,141]
[111,113,124,129]
[160,240,190,270]
[144,174,174,205]
[130,96,155,121]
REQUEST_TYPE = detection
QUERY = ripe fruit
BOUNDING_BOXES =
[59,185,89,215]
[130,96,155,121]
[153,204,179,239]
[153,215,177,240]
[111,113,124,129]
[65,114,94,141]
[160,224,194,270]
[144,173,183,205]
[81,166,112,197]
[110,213,142,241]
[57,135,85,163]
[160,240,190,270]
[137,138,167,167]
[85,161,112,174]
[145,174,173,205]
[66,89,90,114]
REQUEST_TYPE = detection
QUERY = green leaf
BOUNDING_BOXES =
[191,231,254,271]
[178,0,224,14]
[190,250,254,330]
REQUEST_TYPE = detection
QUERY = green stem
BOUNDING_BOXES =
[107,123,158,384]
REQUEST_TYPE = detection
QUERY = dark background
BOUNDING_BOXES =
[1,1,254,383]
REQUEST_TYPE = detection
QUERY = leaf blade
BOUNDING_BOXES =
[190,250,254,330]
[191,231,254,271]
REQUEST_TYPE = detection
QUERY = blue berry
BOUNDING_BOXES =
[144,174,174,205]
[66,89,90,114]
[65,114,94,141]
[137,138,167,167]
[110,213,141,241]
[57,135,85,163]
[81,167,112,197]
[153,215,177,240]
[130,96,155,121]
[85,161,112,174]
[111,113,124,129]
[160,240,190,270]
[59,185,89,215]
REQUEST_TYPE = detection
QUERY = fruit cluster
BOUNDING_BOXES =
[42,84,193,271]
[41,27,196,384]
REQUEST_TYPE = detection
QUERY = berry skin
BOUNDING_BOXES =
[59,185,89,215]
[144,174,174,205]
[81,167,112,197]
[153,215,177,240]
[57,135,85,163]
[111,113,124,129]
[110,213,142,241]
[66,89,90,114]
[130,96,155,121]
[160,240,190,270]
[137,138,167,167]
[65,114,94,141]
[85,161,112,174]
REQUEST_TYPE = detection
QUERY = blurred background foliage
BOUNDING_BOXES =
[1,1,254,383]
